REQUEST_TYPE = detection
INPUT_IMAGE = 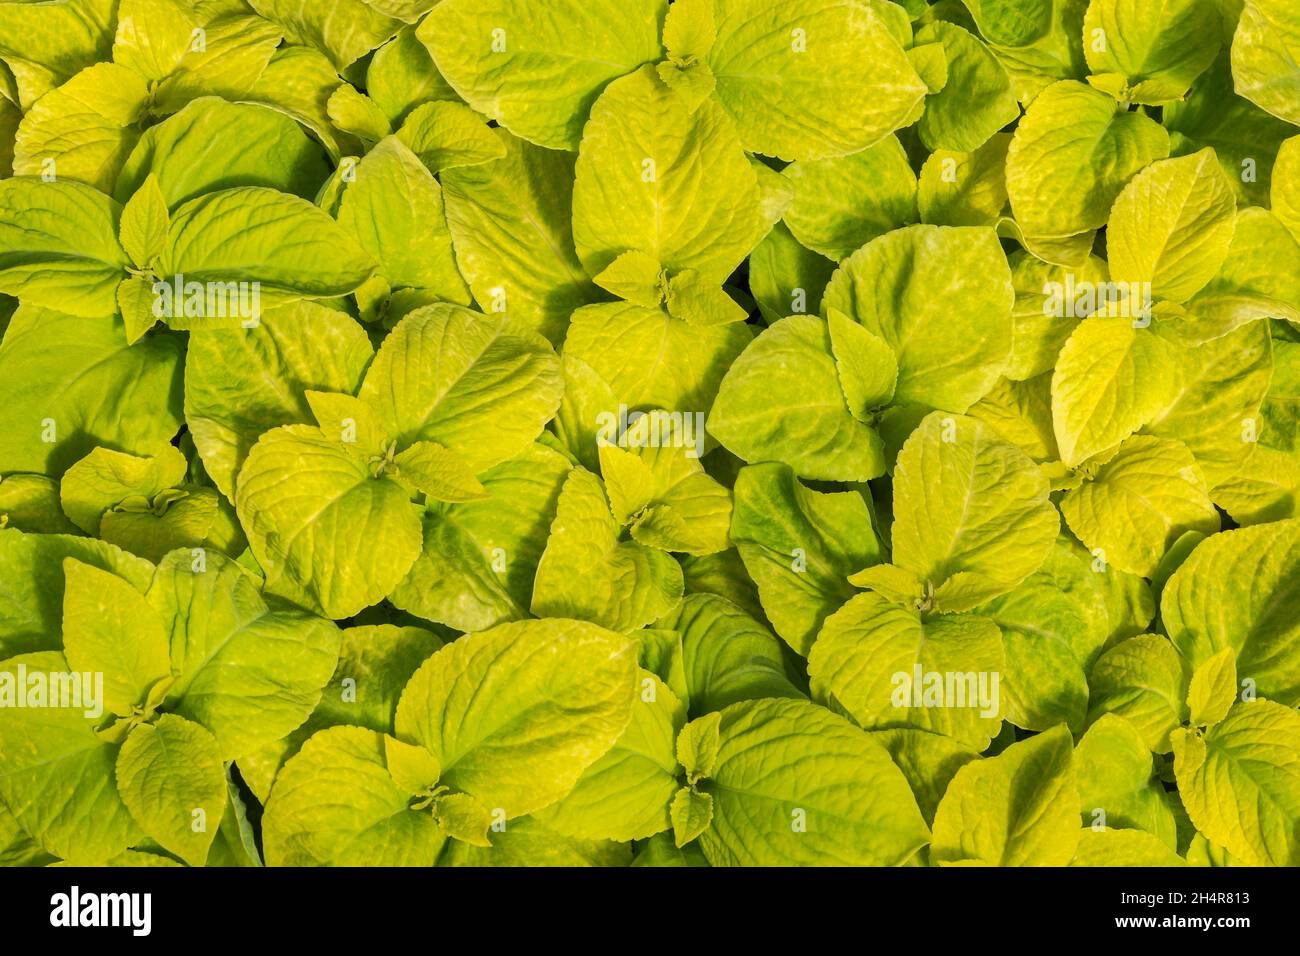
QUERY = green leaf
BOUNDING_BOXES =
[662,0,715,62]
[730,462,882,656]
[1071,828,1186,866]
[968,373,1059,462]
[1086,634,1190,752]
[872,728,980,827]
[1187,208,1300,335]
[690,698,930,866]
[1188,647,1238,729]
[599,427,732,556]
[0,178,128,315]
[747,222,836,325]
[658,61,716,116]
[366,0,439,21]
[1061,436,1220,577]
[530,468,684,631]
[245,45,362,161]
[572,65,763,284]
[395,100,506,173]
[0,475,78,535]
[907,40,949,94]
[1005,80,1168,264]
[392,442,486,503]
[781,136,918,261]
[369,26,457,124]
[631,831,709,867]
[1144,322,1273,486]
[112,0,232,80]
[115,275,156,345]
[336,135,468,299]
[61,559,171,718]
[675,709,721,781]
[184,302,373,498]
[383,736,442,794]
[918,134,1011,228]
[1163,520,1300,705]
[657,593,805,716]
[708,315,887,482]
[147,14,284,116]
[915,21,1019,153]
[565,301,752,417]
[538,670,684,842]
[358,304,563,473]
[394,618,638,819]
[0,801,57,868]
[160,186,376,315]
[12,62,148,193]
[976,540,1112,733]
[441,128,596,345]
[664,271,747,327]
[0,652,143,863]
[1106,149,1236,304]
[1212,446,1300,526]
[636,628,692,707]
[247,0,402,70]
[1075,714,1178,846]
[305,390,392,458]
[931,724,1080,866]
[592,249,662,307]
[1184,832,1246,866]
[1006,249,1108,381]
[149,549,341,758]
[0,0,116,96]
[238,622,445,803]
[326,85,391,148]
[438,816,631,867]
[0,308,184,477]
[420,0,667,150]
[1231,0,1300,126]
[309,625,443,738]
[551,354,618,474]
[890,412,1058,612]
[115,98,331,209]
[433,792,493,846]
[99,486,244,565]
[1275,136,1300,244]
[235,424,424,619]
[1164,51,1293,207]
[391,443,570,632]
[0,528,155,658]
[262,726,446,866]
[960,0,1090,102]
[1052,318,1180,467]
[1082,0,1221,104]
[670,787,713,847]
[828,310,898,421]
[810,592,1005,749]
[822,225,1014,412]
[1172,700,1300,866]
[115,714,227,866]
[705,0,926,161]
[59,445,187,535]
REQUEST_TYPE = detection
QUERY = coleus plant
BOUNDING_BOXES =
[0,0,1299,869]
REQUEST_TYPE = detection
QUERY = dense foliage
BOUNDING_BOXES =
[0,0,1298,868]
